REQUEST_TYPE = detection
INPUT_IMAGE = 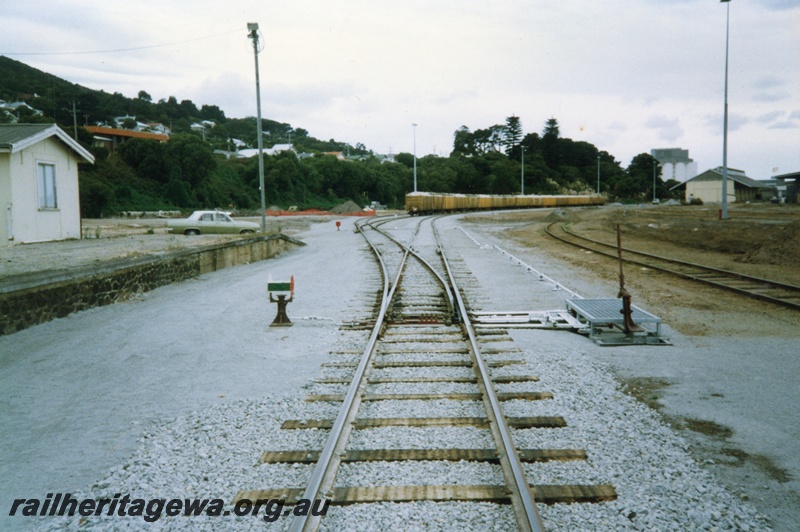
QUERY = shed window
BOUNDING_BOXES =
[37,163,58,209]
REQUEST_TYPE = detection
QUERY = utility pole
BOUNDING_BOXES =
[248,23,267,233]
[653,160,658,203]
[412,123,418,192]
[520,145,525,195]
[71,101,78,140]
[597,155,601,194]
[721,0,731,219]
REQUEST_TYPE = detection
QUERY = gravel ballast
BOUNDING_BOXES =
[1,213,781,530]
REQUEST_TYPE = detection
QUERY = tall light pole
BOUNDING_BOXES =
[248,22,267,233]
[412,123,418,192]
[597,155,601,194]
[721,0,731,220]
[653,160,658,203]
[520,145,525,195]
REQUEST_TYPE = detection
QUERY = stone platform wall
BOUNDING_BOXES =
[0,234,303,335]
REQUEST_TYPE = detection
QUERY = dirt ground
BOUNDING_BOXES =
[555,202,800,283]
[466,202,800,340]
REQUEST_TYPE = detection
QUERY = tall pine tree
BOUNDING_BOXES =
[503,115,522,153]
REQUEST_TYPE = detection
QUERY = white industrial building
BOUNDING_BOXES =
[670,167,770,204]
[651,148,697,183]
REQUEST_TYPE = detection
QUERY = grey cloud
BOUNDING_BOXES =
[768,121,798,129]
[645,115,684,142]
[270,83,356,110]
[704,112,750,133]
[756,110,798,130]
[729,114,751,132]
[752,91,792,103]
[432,90,479,106]
[751,76,792,102]
[757,111,784,123]
[753,76,787,90]
[755,0,800,10]
[640,0,799,10]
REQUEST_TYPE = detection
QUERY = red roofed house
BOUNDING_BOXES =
[84,125,168,153]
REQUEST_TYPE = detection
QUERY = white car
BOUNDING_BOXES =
[167,211,260,235]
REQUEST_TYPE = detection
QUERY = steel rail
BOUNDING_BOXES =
[293,215,543,530]
[289,220,404,532]
[546,221,800,311]
[433,218,545,532]
[366,215,456,318]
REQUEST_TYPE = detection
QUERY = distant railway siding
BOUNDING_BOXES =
[406,192,604,215]
[546,221,800,311]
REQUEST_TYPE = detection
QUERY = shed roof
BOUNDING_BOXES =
[773,170,800,180]
[0,123,94,163]
[669,166,768,191]
[84,125,168,142]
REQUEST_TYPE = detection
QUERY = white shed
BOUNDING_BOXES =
[669,166,769,204]
[0,124,95,246]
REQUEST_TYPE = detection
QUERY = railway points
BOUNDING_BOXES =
[3,207,792,530]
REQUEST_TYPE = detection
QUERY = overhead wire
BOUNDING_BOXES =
[1,29,242,56]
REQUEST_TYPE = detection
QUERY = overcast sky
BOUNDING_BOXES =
[3,0,799,179]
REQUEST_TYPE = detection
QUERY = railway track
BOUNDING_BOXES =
[546,221,800,311]
[235,215,616,530]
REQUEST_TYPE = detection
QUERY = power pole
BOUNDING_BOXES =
[71,101,78,140]
[412,123,418,192]
[721,0,731,219]
[248,23,267,233]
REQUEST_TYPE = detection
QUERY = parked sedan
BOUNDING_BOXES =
[167,211,260,235]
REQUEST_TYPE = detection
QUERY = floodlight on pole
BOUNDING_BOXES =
[720,0,731,220]
[520,145,525,195]
[248,22,267,233]
[653,160,658,203]
[412,123,418,192]
[597,155,601,194]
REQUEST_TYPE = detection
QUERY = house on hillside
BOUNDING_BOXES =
[266,143,294,156]
[0,101,44,123]
[0,124,95,246]
[193,120,216,130]
[233,143,296,159]
[144,123,171,135]
[669,166,771,204]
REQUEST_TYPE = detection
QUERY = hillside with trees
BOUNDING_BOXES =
[0,56,678,217]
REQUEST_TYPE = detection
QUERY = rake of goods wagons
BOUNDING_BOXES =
[406,192,605,215]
